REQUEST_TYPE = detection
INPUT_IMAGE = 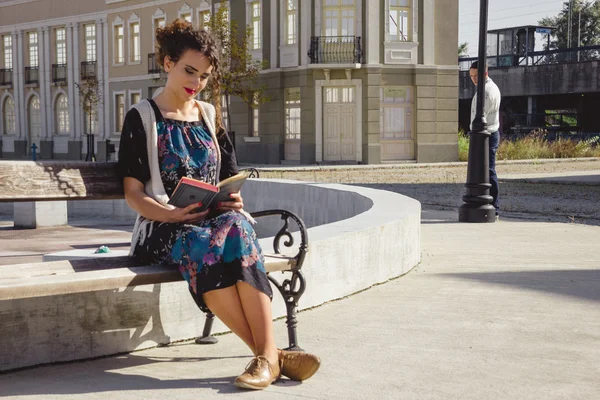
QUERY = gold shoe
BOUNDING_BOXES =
[279,349,321,381]
[234,356,281,390]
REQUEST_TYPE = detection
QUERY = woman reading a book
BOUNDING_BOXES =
[117,19,319,390]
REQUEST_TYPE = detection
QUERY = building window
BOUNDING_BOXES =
[55,28,66,65]
[130,91,141,107]
[380,87,413,140]
[3,97,16,135]
[28,32,38,67]
[199,10,211,30]
[251,107,259,137]
[115,93,125,132]
[180,12,192,23]
[250,1,261,50]
[389,0,411,41]
[285,0,297,45]
[3,35,12,69]
[55,94,70,134]
[114,24,124,64]
[221,95,229,132]
[85,24,96,62]
[129,21,140,63]
[285,88,301,140]
[324,0,355,36]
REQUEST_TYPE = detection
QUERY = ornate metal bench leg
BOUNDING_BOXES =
[269,270,306,351]
[196,312,219,344]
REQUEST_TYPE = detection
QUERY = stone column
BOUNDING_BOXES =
[300,0,310,66]
[11,31,20,135]
[423,0,435,65]
[66,23,76,141]
[365,0,380,64]
[40,26,55,159]
[73,23,82,140]
[270,0,277,69]
[36,28,46,139]
[15,30,28,156]
[96,18,106,139]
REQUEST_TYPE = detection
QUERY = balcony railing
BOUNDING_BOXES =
[458,45,600,70]
[148,53,161,74]
[0,68,12,86]
[25,66,39,85]
[81,60,97,79]
[308,36,363,64]
[52,64,67,83]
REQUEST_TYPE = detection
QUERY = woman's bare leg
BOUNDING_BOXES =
[235,281,278,366]
[203,286,256,354]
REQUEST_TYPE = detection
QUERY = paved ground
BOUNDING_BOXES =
[256,159,600,226]
[0,209,599,399]
[0,160,599,398]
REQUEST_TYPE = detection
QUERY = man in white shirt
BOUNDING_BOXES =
[469,61,501,217]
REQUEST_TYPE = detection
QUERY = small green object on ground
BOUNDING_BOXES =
[95,246,110,254]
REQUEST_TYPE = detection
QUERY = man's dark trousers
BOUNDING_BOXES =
[489,130,500,214]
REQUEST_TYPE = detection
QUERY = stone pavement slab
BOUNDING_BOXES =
[1,210,598,399]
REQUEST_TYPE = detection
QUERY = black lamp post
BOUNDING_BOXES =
[458,0,496,223]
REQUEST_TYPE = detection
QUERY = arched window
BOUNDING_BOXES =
[55,94,70,134]
[3,97,16,135]
[28,95,41,139]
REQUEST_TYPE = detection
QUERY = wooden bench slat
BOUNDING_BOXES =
[0,161,123,202]
[0,255,297,300]
[0,265,182,301]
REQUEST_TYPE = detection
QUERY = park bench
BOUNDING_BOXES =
[0,160,308,351]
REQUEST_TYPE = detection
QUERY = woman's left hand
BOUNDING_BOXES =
[216,191,244,212]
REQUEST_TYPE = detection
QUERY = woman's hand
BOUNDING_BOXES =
[167,202,210,224]
[216,191,244,212]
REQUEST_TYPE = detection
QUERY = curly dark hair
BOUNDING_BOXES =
[155,19,224,134]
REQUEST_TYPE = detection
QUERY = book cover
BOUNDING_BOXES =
[167,171,250,212]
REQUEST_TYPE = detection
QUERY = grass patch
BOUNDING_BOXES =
[458,130,469,161]
[458,131,600,161]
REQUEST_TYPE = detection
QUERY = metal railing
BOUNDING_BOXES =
[0,68,12,86]
[148,53,161,74]
[308,36,363,64]
[52,64,67,83]
[81,61,97,79]
[25,66,39,84]
[459,45,600,70]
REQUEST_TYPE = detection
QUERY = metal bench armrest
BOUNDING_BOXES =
[250,209,308,270]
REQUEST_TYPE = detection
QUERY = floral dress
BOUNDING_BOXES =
[117,99,272,311]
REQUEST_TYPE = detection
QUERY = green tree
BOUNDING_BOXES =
[539,0,600,49]
[458,42,469,57]
[206,3,268,134]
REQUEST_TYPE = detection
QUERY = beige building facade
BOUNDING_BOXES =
[0,0,459,164]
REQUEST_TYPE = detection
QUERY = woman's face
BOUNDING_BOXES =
[164,49,214,101]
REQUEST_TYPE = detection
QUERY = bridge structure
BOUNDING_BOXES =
[458,25,600,137]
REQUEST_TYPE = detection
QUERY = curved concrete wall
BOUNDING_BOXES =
[247,180,421,316]
[0,180,421,371]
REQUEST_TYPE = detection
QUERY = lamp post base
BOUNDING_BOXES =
[458,204,496,223]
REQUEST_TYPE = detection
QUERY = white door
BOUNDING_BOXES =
[323,87,356,162]
[380,86,415,161]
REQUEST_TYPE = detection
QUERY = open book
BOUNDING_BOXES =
[167,170,250,212]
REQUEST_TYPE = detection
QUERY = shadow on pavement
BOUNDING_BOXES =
[439,269,600,303]
[0,350,251,395]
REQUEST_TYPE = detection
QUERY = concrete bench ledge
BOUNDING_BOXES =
[0,179,420,371]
